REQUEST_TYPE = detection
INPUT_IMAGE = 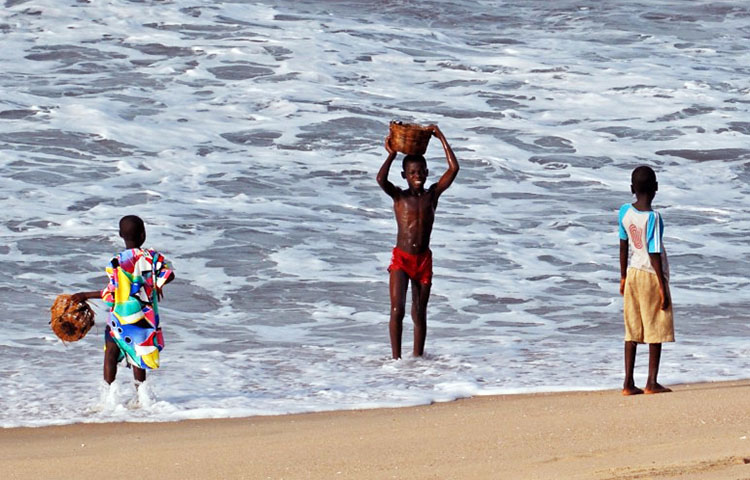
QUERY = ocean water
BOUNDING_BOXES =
[1,0,750,427]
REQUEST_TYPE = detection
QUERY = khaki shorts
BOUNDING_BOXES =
[623,267,674,344]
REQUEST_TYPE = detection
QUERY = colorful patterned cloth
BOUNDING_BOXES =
[101,248,174,370]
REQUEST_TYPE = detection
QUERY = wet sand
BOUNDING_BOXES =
[3,380,750,480]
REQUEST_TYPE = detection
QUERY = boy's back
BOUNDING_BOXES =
[618,203,669,280]
[103,247,173,370]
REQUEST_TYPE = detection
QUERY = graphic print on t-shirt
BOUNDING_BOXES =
[628,224,643,249]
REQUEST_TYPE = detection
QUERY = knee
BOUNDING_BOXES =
[390,306,405,320]
[411,300,428,317]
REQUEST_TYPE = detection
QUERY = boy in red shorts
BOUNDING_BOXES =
[376,125,459,359]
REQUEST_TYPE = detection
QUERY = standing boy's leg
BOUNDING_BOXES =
[645,343,672,394]
[133,366,146,384]
[623,341,643,396]
[104,338,120,384]
[389,269,409,359]
[411,280,430,357]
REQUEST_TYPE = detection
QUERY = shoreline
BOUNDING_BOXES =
[4,379,750,479]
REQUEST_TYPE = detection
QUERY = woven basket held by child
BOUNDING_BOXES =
[50,294,95,342]
[389,121,432,156]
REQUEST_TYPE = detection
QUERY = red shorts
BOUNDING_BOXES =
[388,247,432,285]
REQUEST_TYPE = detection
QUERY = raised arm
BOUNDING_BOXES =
[431,125,459,197]
[376,135,399,198]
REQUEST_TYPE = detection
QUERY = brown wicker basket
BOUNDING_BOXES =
[389,121,433,156]
[50,294,95,342]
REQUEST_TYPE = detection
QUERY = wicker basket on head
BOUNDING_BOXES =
[50,294,95,342]
[389,121,433,156]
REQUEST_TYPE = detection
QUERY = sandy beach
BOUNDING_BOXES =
[3,380,750,480]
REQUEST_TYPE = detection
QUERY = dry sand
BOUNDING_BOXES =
[3,380,750,480]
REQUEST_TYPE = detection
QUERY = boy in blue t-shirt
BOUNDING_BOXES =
[618,166,674,396]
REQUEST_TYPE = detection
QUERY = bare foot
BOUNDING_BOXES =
[622,386,644,396]
[644,383,672,394]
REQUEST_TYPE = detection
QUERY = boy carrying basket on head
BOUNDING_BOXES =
[377,125,459,359]
[618,166,673,396]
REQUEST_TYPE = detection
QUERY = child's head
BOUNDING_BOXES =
[402,154,426,171]
[631,166,658,196]
[401,155,428,189]
[119,215,146,247]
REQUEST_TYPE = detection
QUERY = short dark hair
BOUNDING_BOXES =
[402,154,426,171]
[119,215,145,241]
[631,166,657,194]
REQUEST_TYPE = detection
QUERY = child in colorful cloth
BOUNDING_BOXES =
[377,125,459,359]
[618,166,673,396]
[73,215,175,386]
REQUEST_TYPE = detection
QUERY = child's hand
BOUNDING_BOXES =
[659,287,671,310]
[156,286,165,301]
[430,124,444,139]
[619,277,626,295]
[385,135,396,154]
[71,292,99,304]
[70,293,88,304]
